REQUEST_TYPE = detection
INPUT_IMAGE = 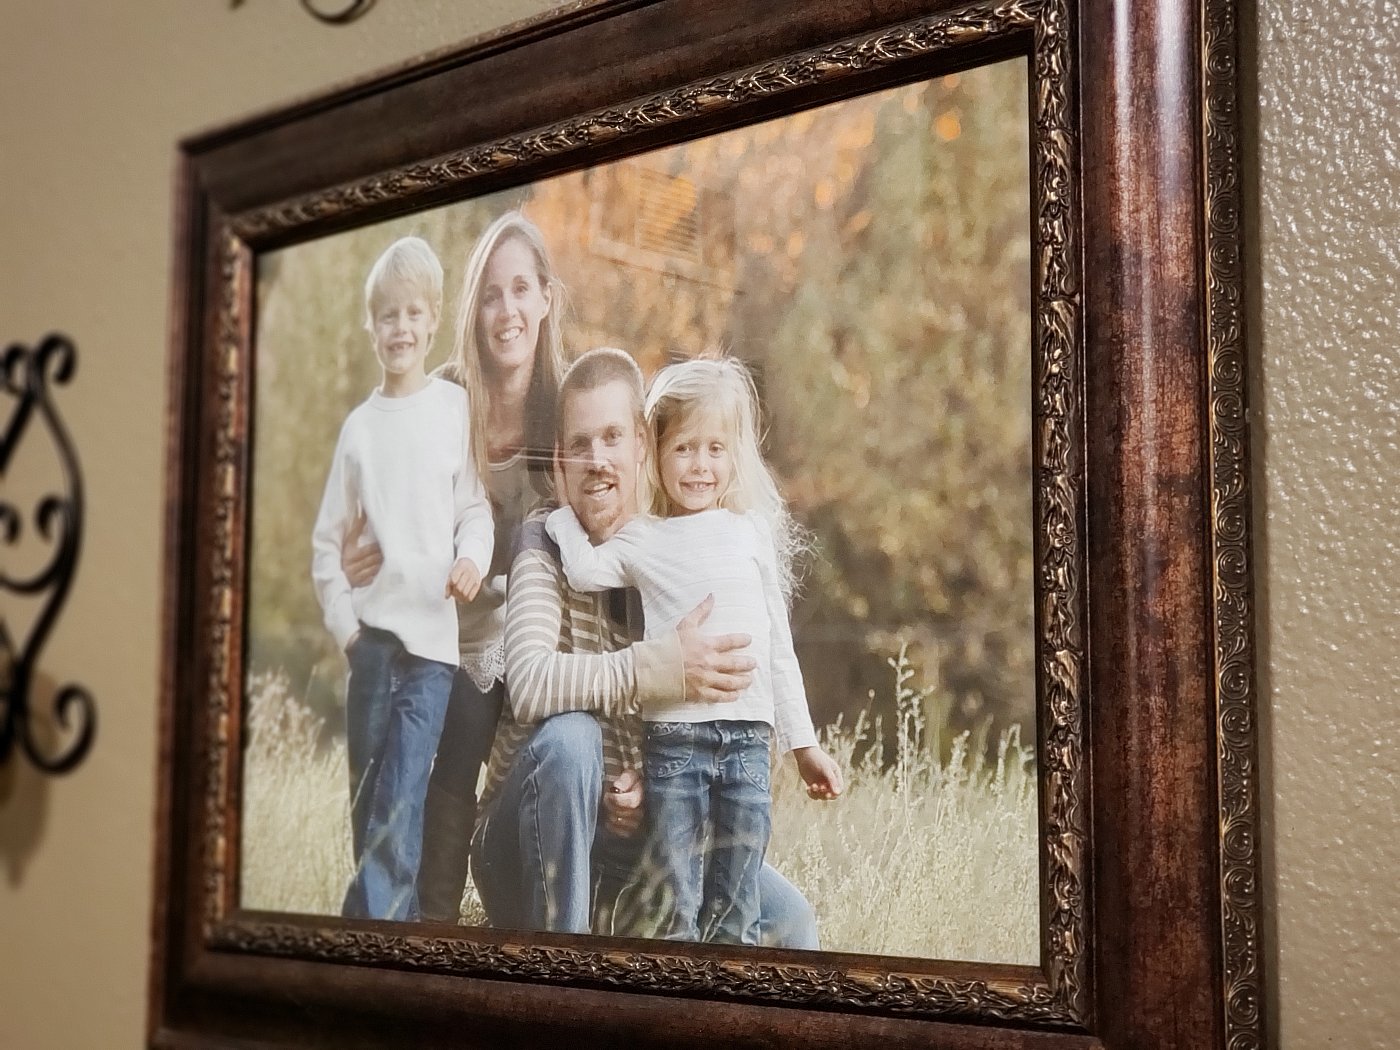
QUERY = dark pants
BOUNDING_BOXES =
[341,626,454,922]
[416,671,503,922]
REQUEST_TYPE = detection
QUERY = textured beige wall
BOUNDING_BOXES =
[1256,0,1400,1044]
[0,1,1395,1047]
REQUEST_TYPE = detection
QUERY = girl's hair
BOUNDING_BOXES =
[363,236,443,328]
[439,210,567,490]
[644,356,805,598]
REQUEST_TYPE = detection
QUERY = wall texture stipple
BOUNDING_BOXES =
[1257,0,1400,1044]
[0,1,1396,1047]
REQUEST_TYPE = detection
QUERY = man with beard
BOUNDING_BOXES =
[469,347,819,946]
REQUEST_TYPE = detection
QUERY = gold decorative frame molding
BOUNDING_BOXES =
[1203,0,1264,1046]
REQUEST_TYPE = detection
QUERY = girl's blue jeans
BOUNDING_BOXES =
[471,712,817,949]
[644,719,773,945]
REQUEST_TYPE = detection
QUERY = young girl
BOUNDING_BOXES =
[545,356,842,945]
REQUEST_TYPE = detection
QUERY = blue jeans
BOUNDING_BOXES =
[645,720,772,945]
[596,827,818,950]
[472,712,818,948]
[471,712,604,933]
[416,672,503,922]
[341,626,455,922]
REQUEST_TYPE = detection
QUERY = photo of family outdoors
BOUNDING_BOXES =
[239,58,1038,965]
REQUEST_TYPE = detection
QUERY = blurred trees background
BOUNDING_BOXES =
[247,59,1033,745]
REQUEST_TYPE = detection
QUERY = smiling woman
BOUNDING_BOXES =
[478,239,553,378]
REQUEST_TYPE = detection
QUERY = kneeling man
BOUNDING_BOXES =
[470,348,817,947]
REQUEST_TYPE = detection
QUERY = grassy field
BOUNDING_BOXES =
[240,651,1038,963]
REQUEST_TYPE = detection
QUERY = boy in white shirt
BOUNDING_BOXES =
[310,236,493,921]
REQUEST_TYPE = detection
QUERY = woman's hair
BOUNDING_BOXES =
[363,236,443,329]
[439,210,567,490]
[644,356,805,598]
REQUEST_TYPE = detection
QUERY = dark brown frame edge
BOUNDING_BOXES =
[148,0,1264,1047]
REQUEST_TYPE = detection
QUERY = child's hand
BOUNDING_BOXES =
[341,511,383,588]
[793,746,843,800]
[446,558,483,601]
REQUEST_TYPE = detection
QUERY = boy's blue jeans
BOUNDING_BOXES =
[645,720,773,945]
[471,712,816,949]
[341,626,454,922]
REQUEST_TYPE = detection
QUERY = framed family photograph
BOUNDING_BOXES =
[150,1,1264,1048]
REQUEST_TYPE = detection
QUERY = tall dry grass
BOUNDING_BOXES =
[240,649,1037,963]
[240,674,497,922]
[240,674,353,915]
[766,649,1038,962]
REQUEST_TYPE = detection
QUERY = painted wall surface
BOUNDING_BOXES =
[0,1,1395,1047]
[1255,0,1400,1043]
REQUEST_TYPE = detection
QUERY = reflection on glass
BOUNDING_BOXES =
[241,58,1036,964]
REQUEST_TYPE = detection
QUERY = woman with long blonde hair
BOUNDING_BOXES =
[439,210,566,489]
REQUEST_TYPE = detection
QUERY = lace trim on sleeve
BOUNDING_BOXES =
[460,641,505,691]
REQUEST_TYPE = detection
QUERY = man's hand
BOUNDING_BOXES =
[602,767,644,838]
[341,511,383,588]
[446,558,483,601]
[344,628,362,655]
[677,594,756,704]
[793,745,844,801]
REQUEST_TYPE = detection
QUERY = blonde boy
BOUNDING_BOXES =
[310,236,493,921]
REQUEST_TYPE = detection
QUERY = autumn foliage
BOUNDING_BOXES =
[247,60,1033,746]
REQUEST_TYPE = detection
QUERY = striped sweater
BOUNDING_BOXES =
[478,510,683,808]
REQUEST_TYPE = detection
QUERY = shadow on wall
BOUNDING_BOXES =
[0,669,58,887]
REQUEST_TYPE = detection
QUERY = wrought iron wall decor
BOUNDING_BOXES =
[229,0,377,25]
[0,334,95,775]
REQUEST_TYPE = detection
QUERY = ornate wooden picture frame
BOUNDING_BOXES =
[149,0,1262,1047]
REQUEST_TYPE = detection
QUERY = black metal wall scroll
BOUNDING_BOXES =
[230,0,377,25]
[0,334,95,775]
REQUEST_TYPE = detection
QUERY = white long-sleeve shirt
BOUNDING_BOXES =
[544,506,817,753]
[311,378,493,666]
